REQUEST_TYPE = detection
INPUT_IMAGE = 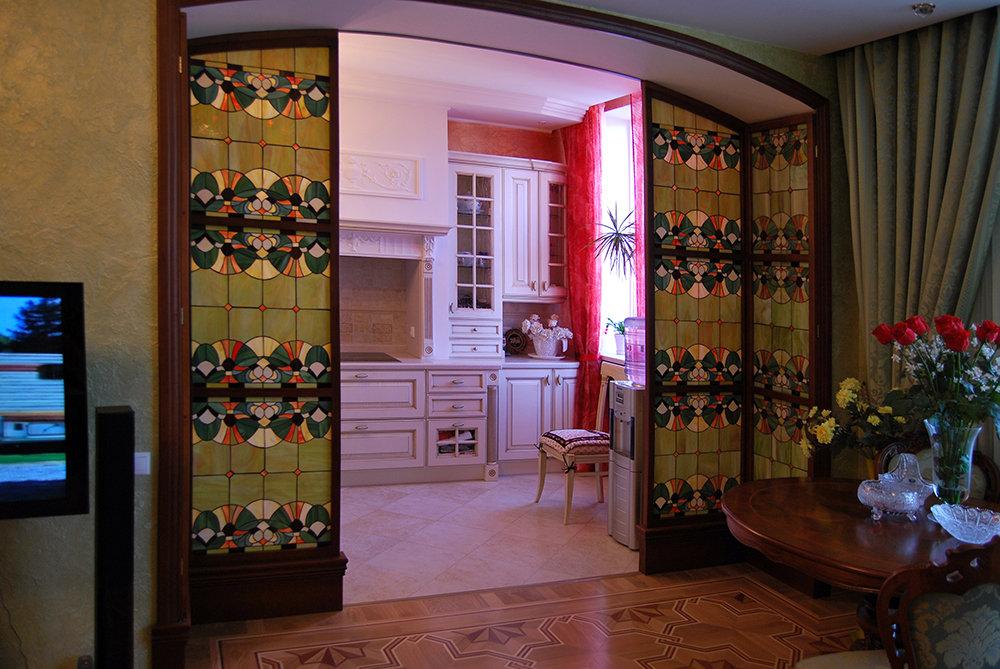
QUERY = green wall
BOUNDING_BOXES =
[0,0,157,666]
[0,1,854,667]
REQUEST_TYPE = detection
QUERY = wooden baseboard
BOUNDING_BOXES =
[151,622,190,669]
[638,514,746,574]
[190,550,348,624]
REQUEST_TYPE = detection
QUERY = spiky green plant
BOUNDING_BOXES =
[588,204,635,277]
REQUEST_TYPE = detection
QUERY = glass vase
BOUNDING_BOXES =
[924,415,982,505]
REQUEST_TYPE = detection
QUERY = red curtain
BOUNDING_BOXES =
[631,92,646,318]
[558,103,604,430]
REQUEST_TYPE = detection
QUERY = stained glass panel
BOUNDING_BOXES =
[189,47,331,221]
[190,226,332,388]
[751,395,810,479]
[191,397,333,554]
[750,124,809,253]
[651,393,741,516]
[752,261,810,397]
[652,258,742,385]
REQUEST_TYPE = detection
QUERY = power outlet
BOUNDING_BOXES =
[78,656,94,669]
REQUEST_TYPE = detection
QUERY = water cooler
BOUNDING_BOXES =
[608,380,646,550]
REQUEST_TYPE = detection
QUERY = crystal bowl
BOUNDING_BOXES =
[930,504,1000,544]
[858,479,929,521]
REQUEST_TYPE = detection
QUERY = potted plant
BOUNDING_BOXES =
[605,317,626,355]
[589,204,635,277]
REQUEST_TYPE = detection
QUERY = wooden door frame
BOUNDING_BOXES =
[154,1,830,665]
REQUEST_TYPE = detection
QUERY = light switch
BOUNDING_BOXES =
[134,452,151,476]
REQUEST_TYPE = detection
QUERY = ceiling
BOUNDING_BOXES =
[185,0,995,128]
[565,0,999,56]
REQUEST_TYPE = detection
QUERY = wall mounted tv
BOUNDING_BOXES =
[0,281,88,519]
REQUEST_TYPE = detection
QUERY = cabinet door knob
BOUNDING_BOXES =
[471,327,478,332]
[355,425,369,431]
[355,373,369,379]
[472,346,478,351]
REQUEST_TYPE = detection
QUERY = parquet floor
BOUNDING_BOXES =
[186,564,860,668]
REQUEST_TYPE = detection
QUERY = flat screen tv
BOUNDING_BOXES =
[0,281,88,519]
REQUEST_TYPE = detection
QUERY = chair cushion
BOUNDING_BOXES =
[538,429,610,456]
[908,582,1000,669]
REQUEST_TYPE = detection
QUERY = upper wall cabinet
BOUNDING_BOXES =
[502,166,567,302]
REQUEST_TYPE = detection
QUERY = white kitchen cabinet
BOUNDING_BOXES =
[498,364,579,461]
[502,168,567,302]
[341,419,426,470]
[340,370,425,420]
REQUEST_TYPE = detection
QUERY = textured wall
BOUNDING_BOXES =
[0,0,157,667]
[449,120,565,163]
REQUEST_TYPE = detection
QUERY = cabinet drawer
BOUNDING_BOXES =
[428,395,487,417]
[341,419,426,470]
[340,371,425,419]
[449,322,502,338]
[427,369,488,393]
[449,342,503,357]
[427,418,487,466]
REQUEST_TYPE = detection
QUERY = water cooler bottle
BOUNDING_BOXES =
[608,380,646,550]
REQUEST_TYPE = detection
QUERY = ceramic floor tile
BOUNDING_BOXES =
[417,553,537,593]
[340,485,411,508]
[342,562,434,605]
[339,527,399,567]
[404,520,495,552]
[341,509,433,539]
[467,532,566,568]
[363,539,464,578]
[339,501,380,525]
[437,504,525,532]
[381,491,468,520]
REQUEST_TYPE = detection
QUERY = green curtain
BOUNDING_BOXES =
[838,7,1000,391]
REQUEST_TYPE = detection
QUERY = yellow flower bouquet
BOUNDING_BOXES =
[799,378,920,462]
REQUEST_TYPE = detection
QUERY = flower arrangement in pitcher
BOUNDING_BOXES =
[521,314,573,341]
[522,314,573,358]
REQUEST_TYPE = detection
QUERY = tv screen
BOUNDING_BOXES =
[0,281,88,519]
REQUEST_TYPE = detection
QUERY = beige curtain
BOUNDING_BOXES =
[838,7,1000,391]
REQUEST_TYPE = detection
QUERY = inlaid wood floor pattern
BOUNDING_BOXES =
[186,564,858,668]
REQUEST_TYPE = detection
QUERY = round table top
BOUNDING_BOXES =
[720,477,990,593]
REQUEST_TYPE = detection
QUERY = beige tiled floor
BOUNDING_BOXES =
[340,472,639,604]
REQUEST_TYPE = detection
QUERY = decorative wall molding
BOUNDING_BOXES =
[340,152,422,199]
[339,230,425,259]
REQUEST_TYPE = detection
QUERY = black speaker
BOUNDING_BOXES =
[95,406,135,669]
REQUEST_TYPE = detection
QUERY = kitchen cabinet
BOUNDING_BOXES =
[502,168,567,302]
[498,363,579,461]
[341,366,496,475]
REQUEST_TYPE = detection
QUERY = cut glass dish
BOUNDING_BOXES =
[929,504,1000,544]
[857,452,933,521]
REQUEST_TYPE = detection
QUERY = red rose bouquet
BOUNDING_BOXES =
[872,315,1000,424]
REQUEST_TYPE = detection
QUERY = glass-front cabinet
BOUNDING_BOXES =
[452,164,502,315]
[540,171,568,299]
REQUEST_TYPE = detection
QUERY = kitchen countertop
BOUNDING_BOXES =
[338,354,583,370]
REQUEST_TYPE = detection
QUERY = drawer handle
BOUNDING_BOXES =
[556,376,562,385]
[543,376,550,386]
[452,404,466,409]
[452,380,465,385]
[452,423,465,428]
[543,281,548,291]
[355,373,369,379]
[531,280,537,290]
[355,425,369,431]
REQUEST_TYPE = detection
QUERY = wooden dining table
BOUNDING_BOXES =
[720,476,988,594]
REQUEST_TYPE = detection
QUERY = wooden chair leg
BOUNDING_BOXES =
[534,449,547,503]
[564,462,575,524]
[596,465,605,503]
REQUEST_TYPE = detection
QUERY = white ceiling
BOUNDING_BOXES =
[570,0,999,56]
[185,0,995,128]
